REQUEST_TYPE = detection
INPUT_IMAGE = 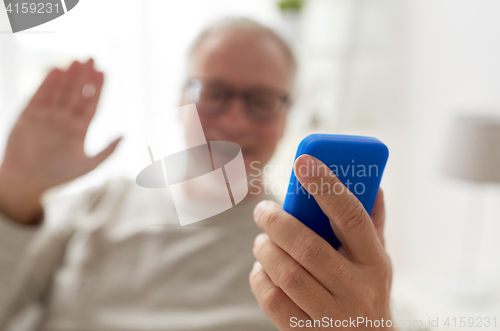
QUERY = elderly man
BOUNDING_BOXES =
[0,18,392,330]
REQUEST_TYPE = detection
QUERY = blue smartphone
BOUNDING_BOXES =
[283,134,389,249]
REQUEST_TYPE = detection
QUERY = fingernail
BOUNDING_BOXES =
[252,260,262,270]
[254,233,268,245]
[253,201,267,224]
[295,154,316,178]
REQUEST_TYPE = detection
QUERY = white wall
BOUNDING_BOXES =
[386,0,500,320]
[402,0,500,282]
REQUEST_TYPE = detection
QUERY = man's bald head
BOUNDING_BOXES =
[187,18,296,86]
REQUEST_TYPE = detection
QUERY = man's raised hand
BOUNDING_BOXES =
[0,60,120,224]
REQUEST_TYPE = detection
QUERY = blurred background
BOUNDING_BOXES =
[1,0,500,328]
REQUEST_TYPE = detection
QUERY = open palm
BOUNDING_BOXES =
[1,60,120,192]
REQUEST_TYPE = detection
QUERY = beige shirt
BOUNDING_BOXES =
[0,179,277,331]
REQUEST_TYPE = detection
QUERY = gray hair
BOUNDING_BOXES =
[187,17,297,84]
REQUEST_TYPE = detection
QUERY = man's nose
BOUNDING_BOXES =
[218,96,251,126]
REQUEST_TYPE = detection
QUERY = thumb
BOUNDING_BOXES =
[370,188,386,247]
[88,137,122,170]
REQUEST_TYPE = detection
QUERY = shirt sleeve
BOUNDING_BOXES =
[0,179,124,329]
[0,202,74,329]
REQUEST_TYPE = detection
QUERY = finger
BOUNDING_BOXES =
[88,137,122,170]
[370,188,386,247]
[294,154,385,266]
[66,59,94,111]
[253,233,337,319]
[26,68,65,109]
[78,70,104,120]
[53,61,84,108]
[249,261,310,330]
[254,200,350,294]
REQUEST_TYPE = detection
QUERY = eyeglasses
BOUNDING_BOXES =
[185,79,290,123]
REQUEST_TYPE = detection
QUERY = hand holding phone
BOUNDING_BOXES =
[283,134,389,249]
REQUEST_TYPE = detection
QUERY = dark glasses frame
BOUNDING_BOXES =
[184,78,291,123]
